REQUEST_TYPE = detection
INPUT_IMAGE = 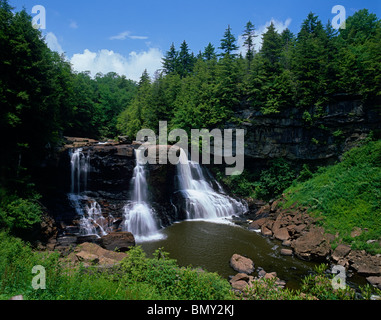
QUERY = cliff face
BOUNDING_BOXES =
[235,97,380,162]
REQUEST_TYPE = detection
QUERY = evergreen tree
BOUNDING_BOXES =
[162,43,178,75]
[279,28,295,70]
[260,22,282,75]
[178,40,194,78]
[293,12,329,109]
[242,21,257,65]
[219,25,239,58]
[203,42,217,61]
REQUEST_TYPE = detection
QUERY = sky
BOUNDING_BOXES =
[9,0,381,82]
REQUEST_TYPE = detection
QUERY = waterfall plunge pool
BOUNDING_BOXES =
[140,218,320,290]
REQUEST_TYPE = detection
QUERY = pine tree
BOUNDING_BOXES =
[162,43,178,75]
[219,25,239,58]
[178,40,194,78]
[242,21,257,65]
[280,28,295,70]
[203,42,217,61]
[260,22,282,74]
[293,12,329,109]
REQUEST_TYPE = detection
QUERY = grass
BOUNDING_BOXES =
[282,139,381,254]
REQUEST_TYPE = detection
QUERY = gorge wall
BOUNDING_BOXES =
[234,96,380,164]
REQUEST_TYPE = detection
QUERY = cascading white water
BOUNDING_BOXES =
[175,149,247,220]
[122,149,160,241]
[79,201,111,236]
[70,148,90,194]
[68,148,113,237]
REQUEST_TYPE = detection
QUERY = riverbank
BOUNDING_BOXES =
[245,197,381,290]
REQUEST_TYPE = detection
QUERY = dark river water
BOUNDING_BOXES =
[140,219,321,290]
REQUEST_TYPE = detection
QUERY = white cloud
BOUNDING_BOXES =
[110,30,148,40]
[69,20,78,29]
[45,32,64,54]
[238,18,292,55]
[70,48,163,82]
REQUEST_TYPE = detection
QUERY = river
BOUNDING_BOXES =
[140,219,320,290]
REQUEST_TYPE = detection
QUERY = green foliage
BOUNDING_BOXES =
[215,169,257,198]
[283,140,381,254]
[243,278,308,300]
[119,246,233,300]
[0,198,42,231]
[301,264,356,300]
[255,158,296,200]
[1,232,380,301]
[117,9,380,139]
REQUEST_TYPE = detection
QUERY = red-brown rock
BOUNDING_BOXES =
[230,254,255,274]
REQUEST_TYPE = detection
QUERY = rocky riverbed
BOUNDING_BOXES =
[244,196,381,290]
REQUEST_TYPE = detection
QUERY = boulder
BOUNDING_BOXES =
[348,250,381,276]
[264,272,277,280]
[261,225,272,237]
[291,227,331,261]
[280,248,293,256]
[100,232,135,252]
[366,276,381,289]
[249,218,267,230]
[332,244,351,263]
[76,251,99,265]
[231,280,249,291]
[118,136,132,144]
[230,254,255,274]
[229,273,250,283]
[274,227,290,241]
[68,242,127,266]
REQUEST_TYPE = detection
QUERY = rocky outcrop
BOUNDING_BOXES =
[234,97,380,162]
[100,232,135,252]
[249,197,381,288]
[291,226,331,261]
[66,242,127,267]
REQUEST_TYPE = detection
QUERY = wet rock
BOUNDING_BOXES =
[274,227,290,241]
[280,248,293,256]
[261,225,273,237]
[366,276,381,289]
[230,254,255,274]
[248,217,267,230]
[100,232,135,252]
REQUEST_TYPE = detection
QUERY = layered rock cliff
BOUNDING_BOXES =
[235,96,380,162]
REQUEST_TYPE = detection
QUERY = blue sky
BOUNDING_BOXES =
[9,0,381,81]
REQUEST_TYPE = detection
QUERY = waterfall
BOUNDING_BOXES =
[68,148,113,237]
[175,149,247,220]
[122,149,160,241]
[79,201,114,236]
[70,148,90,194]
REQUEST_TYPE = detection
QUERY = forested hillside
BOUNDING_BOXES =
[0,0,380,234]
[117,10,380,138]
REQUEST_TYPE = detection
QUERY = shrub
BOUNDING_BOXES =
[119,246,233,300]
[255,158,296,200]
